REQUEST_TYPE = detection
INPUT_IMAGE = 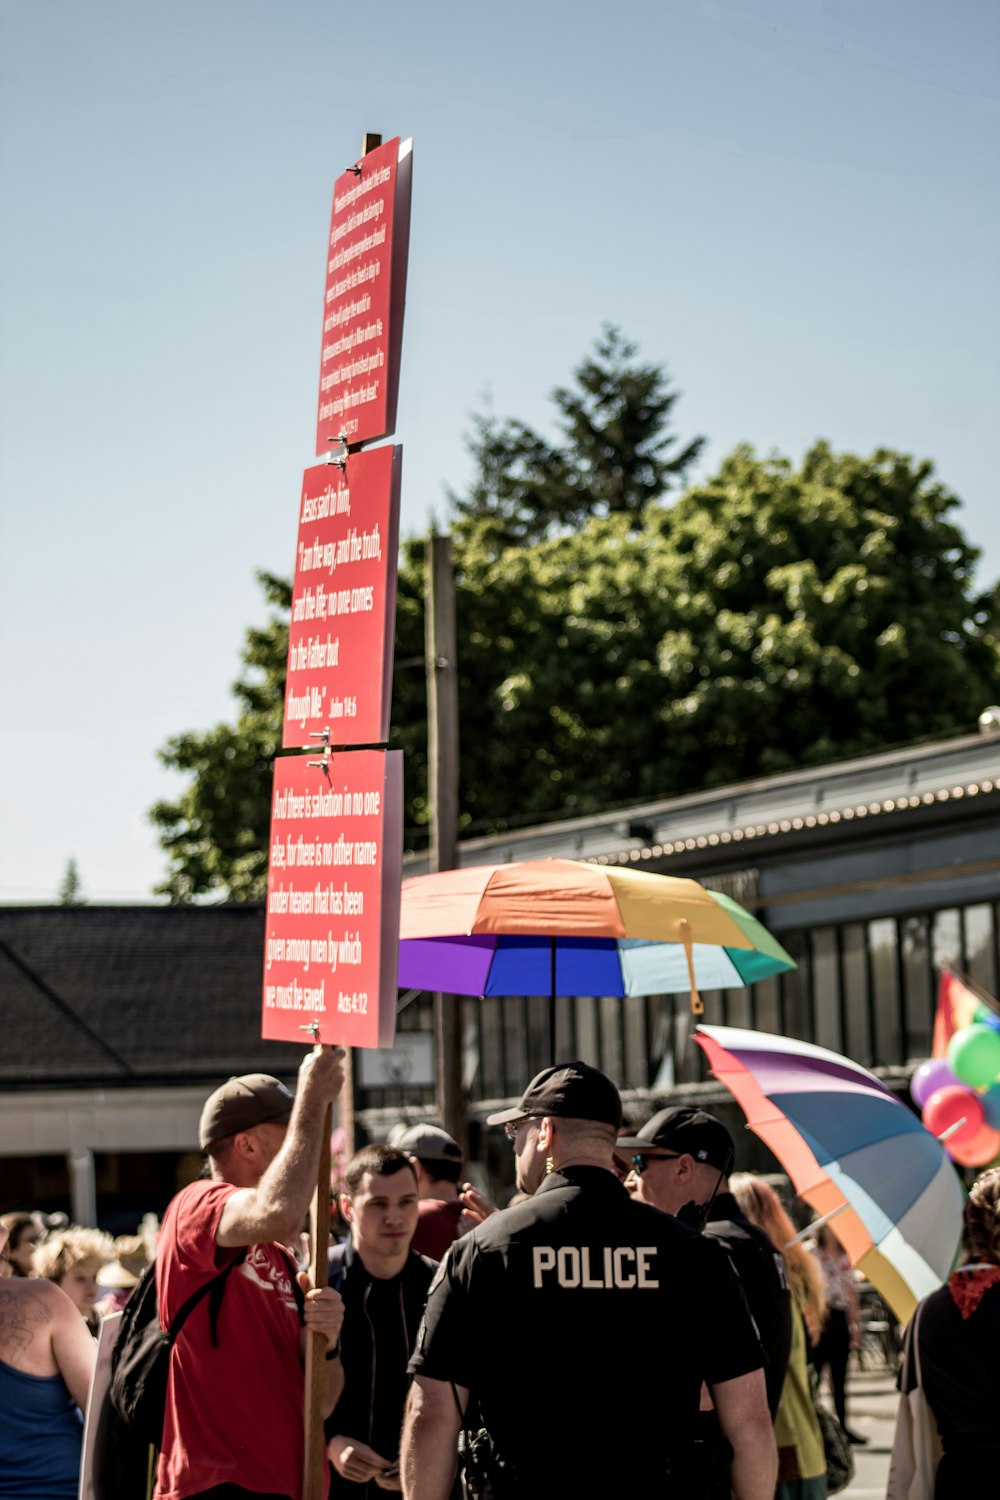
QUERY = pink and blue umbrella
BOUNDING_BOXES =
[694,1024,964,1323]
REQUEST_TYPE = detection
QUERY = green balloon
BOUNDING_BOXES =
[948,1023,1000,1091]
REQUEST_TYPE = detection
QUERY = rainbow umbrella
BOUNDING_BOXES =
[398,859,795,1017]
[694,1024,964,1323]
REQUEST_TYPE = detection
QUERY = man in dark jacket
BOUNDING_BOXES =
[620,1105,792,1497]
[326,1145,435,1495]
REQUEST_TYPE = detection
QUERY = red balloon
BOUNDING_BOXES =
[922,1085,985,1146]
[948,1121,1000,1168]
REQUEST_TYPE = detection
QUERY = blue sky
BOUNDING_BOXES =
[1,0,998,901]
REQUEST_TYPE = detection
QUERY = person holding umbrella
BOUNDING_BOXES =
[401,1062,776,1499]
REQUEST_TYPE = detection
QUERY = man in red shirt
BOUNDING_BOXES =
[156,1047,346,1500]
[394,1125,475,1261]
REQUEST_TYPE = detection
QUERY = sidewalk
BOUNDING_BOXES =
[833,1361,898,1499]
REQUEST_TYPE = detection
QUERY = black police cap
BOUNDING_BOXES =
[486,1061,622,1130]
[616,1106,734,1171]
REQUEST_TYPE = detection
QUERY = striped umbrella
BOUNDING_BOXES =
[398,859,795,1017]
[694,1023,964,1323]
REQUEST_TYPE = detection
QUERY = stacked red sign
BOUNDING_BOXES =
[263,750,403,1047]
[315,136,412,454]
[264,134,413,1054]
[283,447,402,749]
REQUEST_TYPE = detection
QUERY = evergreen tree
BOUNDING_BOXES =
[57,857,85,905]
[449,326,704,549]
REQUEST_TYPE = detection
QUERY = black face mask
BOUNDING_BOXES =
[673,1148,735,1232]
[675,1199,707,1230]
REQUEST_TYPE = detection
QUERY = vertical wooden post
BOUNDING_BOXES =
[303,1101,333,1500]
[426,534,466,1151]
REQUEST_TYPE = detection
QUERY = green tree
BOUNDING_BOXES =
[58,857,85,905]
[150,444,998,895]
[449,326,703,549]
[644,442,999,791]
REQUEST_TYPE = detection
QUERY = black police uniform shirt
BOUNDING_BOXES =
[702,1192,793,1418]
[408,1166,764,1494]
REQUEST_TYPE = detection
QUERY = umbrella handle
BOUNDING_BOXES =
[679,921,703,1016]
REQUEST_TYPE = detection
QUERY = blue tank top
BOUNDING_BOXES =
[0,1356,83,1498]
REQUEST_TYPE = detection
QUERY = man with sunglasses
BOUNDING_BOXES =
[620,1107,792,1497]
[401,1063,776,1499]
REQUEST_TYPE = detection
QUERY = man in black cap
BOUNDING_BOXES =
[401,1063,776,1500]
[154,1051,347,1500]
[619,1105,792,1419]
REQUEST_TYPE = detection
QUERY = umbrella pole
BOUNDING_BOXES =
[786,1202,848,1247]
[680,921,704,1016]
[549,937,557,1064]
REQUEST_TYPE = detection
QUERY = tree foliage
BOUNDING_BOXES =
[150,334,999,901]
[448,325,704,548]
[58,858,85,906]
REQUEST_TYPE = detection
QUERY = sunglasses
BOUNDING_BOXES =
[631,1151,681,1176]
[503,1117,539,1143]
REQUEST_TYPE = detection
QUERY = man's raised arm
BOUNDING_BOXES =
[217,1046,345,1247]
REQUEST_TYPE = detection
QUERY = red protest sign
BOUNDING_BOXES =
[283,448,401,750]
[262,750,403,1048]
[316,136,412,454]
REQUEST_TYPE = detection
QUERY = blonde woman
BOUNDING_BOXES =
[731,1175,828,1499]
[32,1226,113,1337]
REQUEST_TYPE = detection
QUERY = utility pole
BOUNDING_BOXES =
[425,533,465,1150]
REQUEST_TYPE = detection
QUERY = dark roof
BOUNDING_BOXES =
[0,905,301,1090]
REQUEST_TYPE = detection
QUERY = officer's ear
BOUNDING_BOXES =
[536,1116,554,1153]
[675,1153,697,1181]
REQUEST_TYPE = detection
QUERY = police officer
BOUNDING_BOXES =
[618,1107,792,1417]
[619,1106,793,1498]
[400,1063,777,1500]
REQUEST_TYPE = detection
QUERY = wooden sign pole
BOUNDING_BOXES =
[303,1096,333,1500]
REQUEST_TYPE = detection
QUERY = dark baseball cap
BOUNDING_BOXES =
[616,1106,734,1171]
[486,1061,622,1130]
[395,1124,463,1163]
[199,1073,295,1149]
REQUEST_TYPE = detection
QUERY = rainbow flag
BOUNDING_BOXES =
[933,969,994,1057]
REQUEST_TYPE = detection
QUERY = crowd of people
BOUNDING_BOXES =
[2,1053,998,1499]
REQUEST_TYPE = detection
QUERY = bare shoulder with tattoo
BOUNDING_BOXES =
[0,1278,61,1378]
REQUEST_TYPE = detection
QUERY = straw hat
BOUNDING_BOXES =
[96,1234,149,1290]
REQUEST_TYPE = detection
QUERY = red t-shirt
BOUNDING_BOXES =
[155,1179,323,1500]
[410,1198,467,1261]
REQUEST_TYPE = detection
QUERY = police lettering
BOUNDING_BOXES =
[532,1245,659,1289]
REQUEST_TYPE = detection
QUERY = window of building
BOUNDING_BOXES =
[754,975,780,1035]
[779,932,810,1040]
[964,905,997,993]
[812,928,841,1054]
[842,923,870,1064]
[901,915,933,1059]
[868,917,901,1066]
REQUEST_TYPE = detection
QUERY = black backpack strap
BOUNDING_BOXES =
[167,1247,247,1351]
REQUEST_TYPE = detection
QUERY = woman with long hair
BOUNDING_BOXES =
[731,1174,828,1499]
[903,1165,1000,1496]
